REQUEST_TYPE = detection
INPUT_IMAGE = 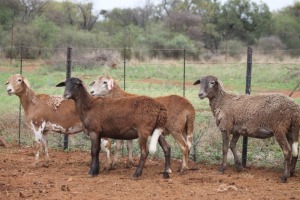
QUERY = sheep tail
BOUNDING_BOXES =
[185,111,195,150]
[149,105,167,154]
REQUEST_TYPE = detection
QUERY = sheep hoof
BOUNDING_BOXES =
[126,161,133,168]
[178,166,188,174]
[132,173,141,180]
[279,176,287,183]
[235,164,243,172]
[218,166,226,174]
[162,172,170,179]
[43,162,49,168]
[88,169,99,177]
[87,174,95,178]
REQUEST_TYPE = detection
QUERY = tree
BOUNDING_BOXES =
[272,3,300,54]
[218,0,272,45]
[77,2,99,31]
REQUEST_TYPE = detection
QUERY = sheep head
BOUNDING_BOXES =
[193,75,219,99]
[5,74,30,96]
[56,77,84,100]
[89,75,114,96]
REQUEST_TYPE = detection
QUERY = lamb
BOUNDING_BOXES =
[5,74,112,169]
[89,75,195,173]
[56,77,171,179]
[193,75,300,182]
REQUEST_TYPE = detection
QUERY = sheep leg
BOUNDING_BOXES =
[101,139,112,171]
[33,140,41,167]
[31,122,46,167]
[172,133,189,173]
[112,140,123,168]
[88,132,101,177]
[275,133,292,183]
[286,127,299,177]
[158,135,171,178]
[230,134,242,171]
[219,131,230,173]
[126,140,134,168]
[132,137,148,179]
[41,132,49,167]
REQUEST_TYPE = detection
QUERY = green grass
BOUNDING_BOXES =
[1,59,300,169]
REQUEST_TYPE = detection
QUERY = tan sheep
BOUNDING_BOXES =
[89,75,195,173]
[193,75,300,183]
[5,74,112,169]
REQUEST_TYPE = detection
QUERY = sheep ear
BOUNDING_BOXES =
[107,79,114,91]
[193,79,200,85]
[23,78,30,88]
[56,81,66,87]
[89,80,95,86]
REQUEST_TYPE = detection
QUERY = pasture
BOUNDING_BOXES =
[1,57,300,199]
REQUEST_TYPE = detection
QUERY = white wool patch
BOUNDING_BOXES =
[292,142,298,157]
[47,96,64,110]
[30,120,46,142]
[149,128,162,154]
[47,122,66,133]
[187,135,193,150]
[101,139,110,157]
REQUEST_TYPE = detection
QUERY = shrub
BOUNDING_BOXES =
[219,39,246,60]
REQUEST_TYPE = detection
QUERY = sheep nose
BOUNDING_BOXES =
[90,90,94,94]
[7,89,11,93]
[198,93,203,97]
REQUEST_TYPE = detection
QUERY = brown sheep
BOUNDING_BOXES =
[56,77,171,179]
[89,75,195,173]
[5,74,112,169]
[193,75,300,183]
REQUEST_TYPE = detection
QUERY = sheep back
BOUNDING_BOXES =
[82,96,167,139]
[216,93,300,136]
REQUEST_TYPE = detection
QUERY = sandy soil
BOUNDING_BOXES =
[1,146,300,200]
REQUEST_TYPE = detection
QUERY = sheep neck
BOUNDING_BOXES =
[74,87,95,116]
[208,86,230,116]
[17,87,37,116]
[107,83,135,98]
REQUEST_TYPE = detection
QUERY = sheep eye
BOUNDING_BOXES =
[210,81,215,85]
[103,81,107,84]
[17,79,22,83]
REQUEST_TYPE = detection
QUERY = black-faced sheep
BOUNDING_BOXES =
[5,74,112,169]
[56,77,171,179]
[193,75,300,182]
[89,75,195,173]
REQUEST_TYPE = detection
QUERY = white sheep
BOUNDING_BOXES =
[193,75,300,182]
[89,75,195,173]
[5,74,112,169]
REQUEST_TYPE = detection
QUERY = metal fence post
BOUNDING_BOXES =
[242,47,253,167]
[18,45,23,147]
[64,46,72,150]
[183,48,186,97]
[123,47,126,90]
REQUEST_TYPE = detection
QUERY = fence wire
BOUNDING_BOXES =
[1,46,300,169]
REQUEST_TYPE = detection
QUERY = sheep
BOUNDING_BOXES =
[5,74,112,169]
[193,75,300,182]
[56,77,171,179]
[89,75,196,173]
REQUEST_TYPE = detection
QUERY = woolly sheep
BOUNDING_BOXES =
[56,77,171,179]
[5,74,112,168]
[89,75,195,173]
[193,75,300,182]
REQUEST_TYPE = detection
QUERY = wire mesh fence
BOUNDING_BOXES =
[1,45,300,169]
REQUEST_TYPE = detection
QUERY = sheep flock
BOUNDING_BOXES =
[5,73,300,182]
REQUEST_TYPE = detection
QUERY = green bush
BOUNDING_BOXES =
[220,39,246,60]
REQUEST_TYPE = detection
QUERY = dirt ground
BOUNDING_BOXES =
[1,146,300,200]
